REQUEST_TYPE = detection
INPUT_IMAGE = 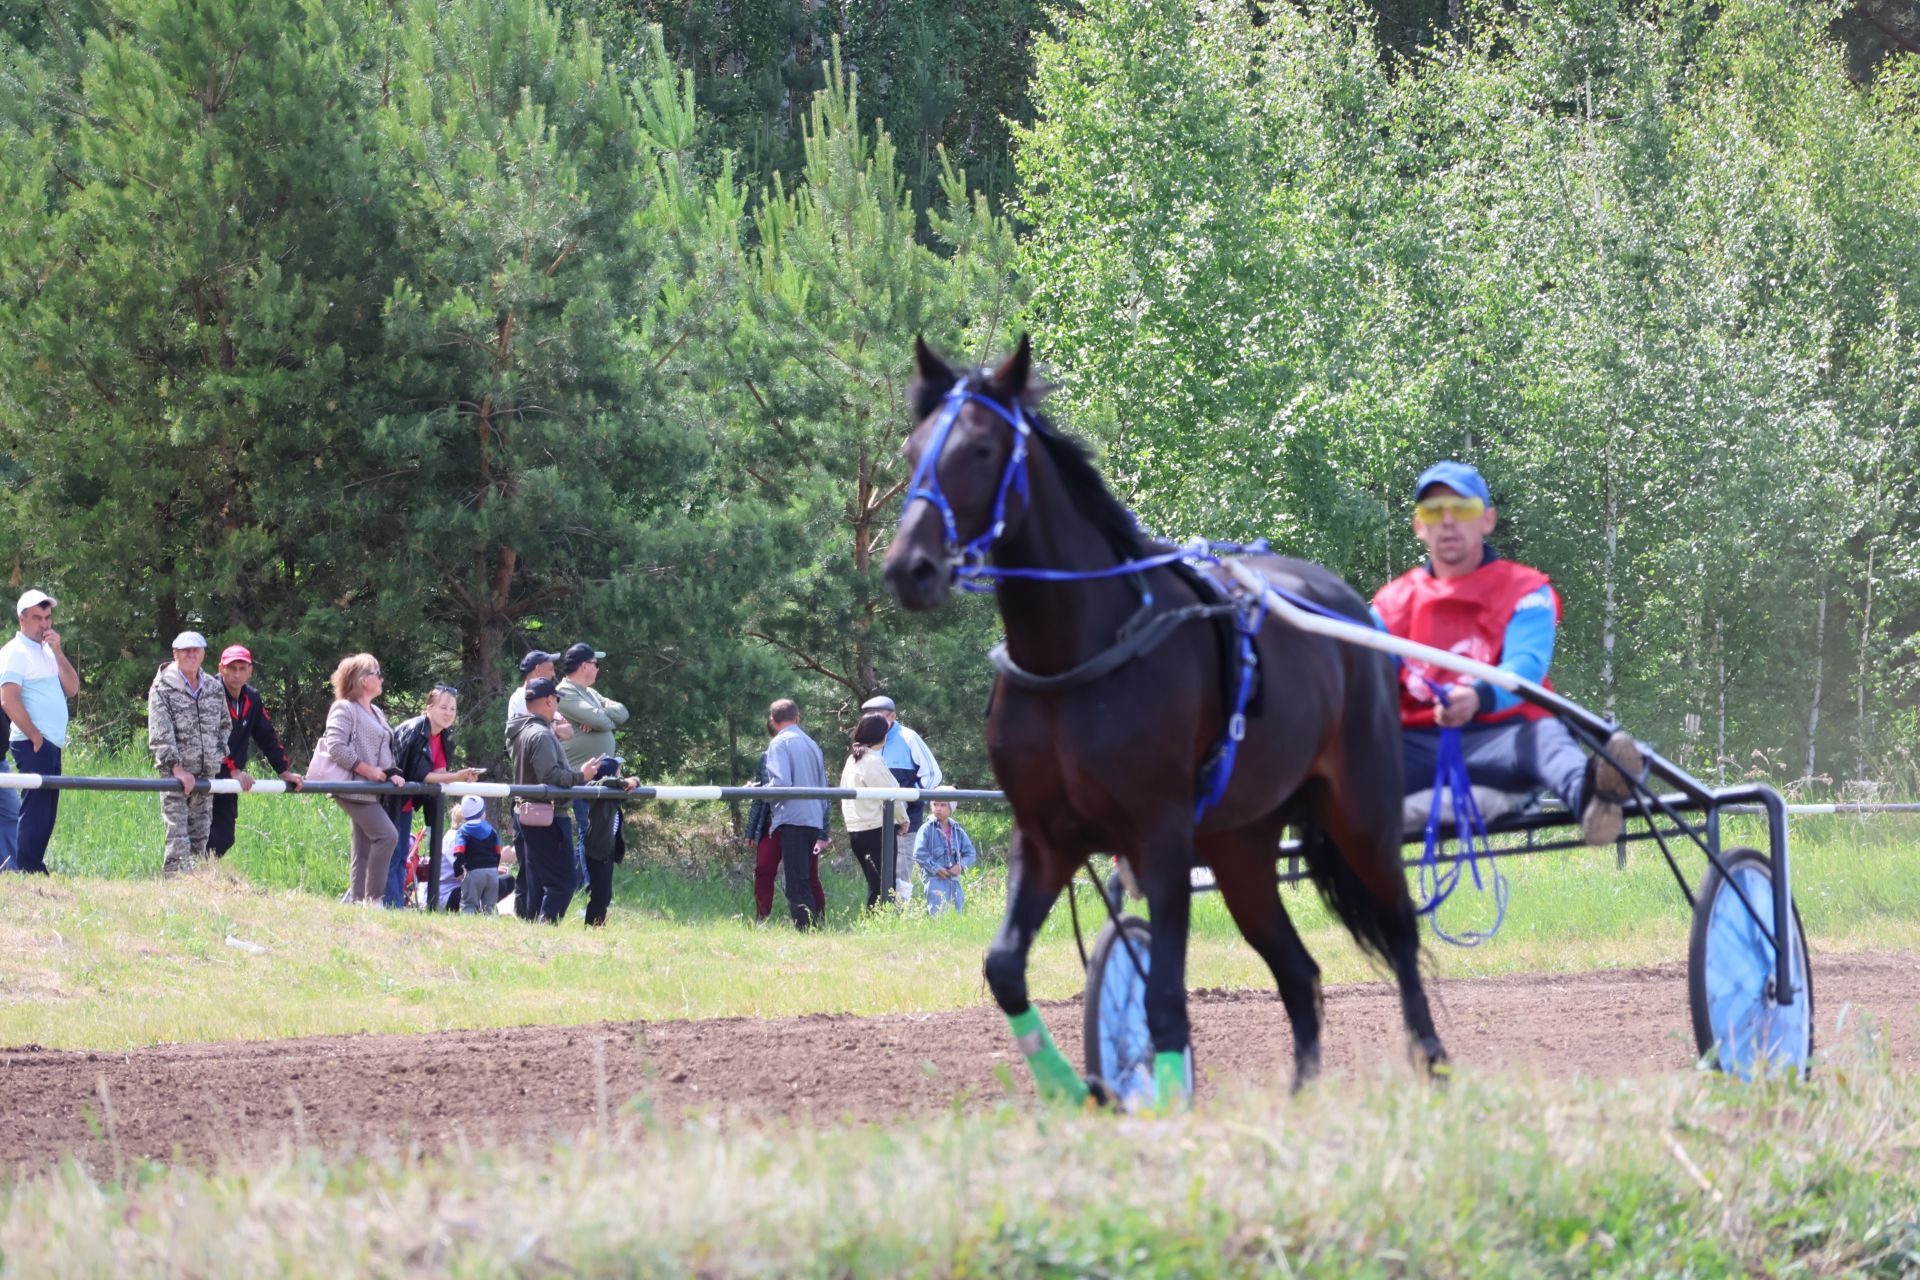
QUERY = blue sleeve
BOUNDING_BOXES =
[1484,588,1557,714]
[913,825,939,874]
[955,824,978,871]
[1368,606,1404,672]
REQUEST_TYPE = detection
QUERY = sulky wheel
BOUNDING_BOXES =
[1083,915,1193,1111]
[1687,846,1814,1080]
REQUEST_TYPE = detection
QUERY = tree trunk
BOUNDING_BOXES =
[1805,583,1826,784]
[1602,462,1617,717]
[1715,616,1726,785]
[1856,538,1875,781]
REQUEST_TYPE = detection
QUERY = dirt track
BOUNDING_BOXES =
[4,952,1916,1173]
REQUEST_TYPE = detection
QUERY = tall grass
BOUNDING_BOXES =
[2,1061,1915,1276]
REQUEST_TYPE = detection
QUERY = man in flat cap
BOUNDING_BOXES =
[859,694,942,901]
[149,631,230,876]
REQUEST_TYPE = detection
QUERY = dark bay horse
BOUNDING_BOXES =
[883,336,1448,1106]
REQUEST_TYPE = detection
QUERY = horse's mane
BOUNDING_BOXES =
[950,364,1159,564]
[1024,413,1163,563]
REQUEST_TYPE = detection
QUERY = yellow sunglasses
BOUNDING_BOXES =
[1414,495,1486,526]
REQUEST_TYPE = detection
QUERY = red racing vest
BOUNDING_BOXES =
[1371,557,1559,728]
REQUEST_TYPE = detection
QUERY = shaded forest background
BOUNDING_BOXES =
[0,0,1916,795]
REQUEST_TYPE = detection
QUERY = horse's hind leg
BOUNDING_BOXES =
[1204,835,1325,1091]
[983,827,1086,1106]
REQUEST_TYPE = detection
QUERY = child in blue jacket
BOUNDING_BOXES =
[913,790,977,916]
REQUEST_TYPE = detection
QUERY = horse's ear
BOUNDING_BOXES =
[909,335,957,422]
[988,333,1034,404]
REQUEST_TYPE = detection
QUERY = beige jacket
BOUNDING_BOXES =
[839,748,897,832]
[318,699,396,804]
[147,664,229,774]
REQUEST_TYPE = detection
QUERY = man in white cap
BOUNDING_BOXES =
[0,589,79,874]
[858,693,942,901]
[148,631,230,876]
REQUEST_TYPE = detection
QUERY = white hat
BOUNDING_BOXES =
[170,631,208,650]
[15,589,54,615]
[861,695,896,712]
[459,794,485,820]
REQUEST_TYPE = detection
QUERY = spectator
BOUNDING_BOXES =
[382,685,483,908]
[746,716,822,924]
[839,713,902,911]
[558,643,628,890]
[449,794,515,914]
[506,650,569,918]
[581,765,639,927]
[859,695,942,900]
[309,653,405,904]
[210,645,303,860]
[763,698,831,930]
[504,652,572,740]
[0,590,79,875]
[148,632,229,877]
[913,789,978,917]
[506,676,602,923]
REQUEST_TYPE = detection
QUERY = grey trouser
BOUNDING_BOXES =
[334,798,399,902]
[461,868,501,914]
[161,787,215,877]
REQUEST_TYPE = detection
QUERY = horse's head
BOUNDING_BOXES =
[885,335,1038,612]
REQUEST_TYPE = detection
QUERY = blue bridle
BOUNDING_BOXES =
[902,383,1198,589]
[901,384,1033,589]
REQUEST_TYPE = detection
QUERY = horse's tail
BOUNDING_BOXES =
[1297,823,1407,963]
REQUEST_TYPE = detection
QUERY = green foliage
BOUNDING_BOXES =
[713,44,1026,783]
[1016,0,1920,783]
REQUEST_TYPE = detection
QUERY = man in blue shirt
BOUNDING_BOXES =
[0,590,80,874]
[763,698,830,930]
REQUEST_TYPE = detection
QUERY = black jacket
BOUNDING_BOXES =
[383,714,456,830]
[220,683,292,777]
[584,776,629,864]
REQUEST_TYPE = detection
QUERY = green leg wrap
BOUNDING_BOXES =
[1153,1051,1191,1111]
[1008,1007,1089,1106]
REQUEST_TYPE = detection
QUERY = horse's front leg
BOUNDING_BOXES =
[1133,830,1198,1110]
[983,827,1085,1106]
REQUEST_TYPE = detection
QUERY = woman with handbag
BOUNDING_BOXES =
[308,653,406,903]
[505,676,601,922]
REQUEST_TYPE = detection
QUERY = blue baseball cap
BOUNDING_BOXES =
[1414,461,1491,505]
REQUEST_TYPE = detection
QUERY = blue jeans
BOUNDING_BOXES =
[9,739,60,874]
[0,756,19,871]
[1402,719,1588,811]
[571,799,591,890]
[385,808,416,907]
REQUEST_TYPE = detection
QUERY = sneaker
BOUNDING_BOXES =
[1579,729,1646,846]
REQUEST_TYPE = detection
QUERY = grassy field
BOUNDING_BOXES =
[2,1062,1917,1276]
[3,752,1919,1049]
[5,752,1920,1275]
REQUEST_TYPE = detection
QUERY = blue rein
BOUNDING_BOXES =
[1412,678,1510,946]
[902,385,1511,931]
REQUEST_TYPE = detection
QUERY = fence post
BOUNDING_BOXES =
[880,799,896,903]
[424,788,444,912]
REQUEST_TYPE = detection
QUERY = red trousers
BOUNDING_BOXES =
[755,831,824,920]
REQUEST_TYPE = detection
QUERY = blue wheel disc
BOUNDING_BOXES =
[1083,917,1194,1110]
[1688,848,1813,1080]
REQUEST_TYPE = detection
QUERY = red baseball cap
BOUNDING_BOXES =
[219,645,254,668]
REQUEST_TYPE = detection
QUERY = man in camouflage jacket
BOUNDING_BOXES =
[149,632,231,877]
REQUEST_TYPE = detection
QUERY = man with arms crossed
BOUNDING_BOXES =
[0,590,79,874]
[1372,462,1643,845]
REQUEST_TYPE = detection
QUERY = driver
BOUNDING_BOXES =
[1371,461,1643,845]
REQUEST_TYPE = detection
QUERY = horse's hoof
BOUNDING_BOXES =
[1416,1039,1453,1085]
[1083,1077,1120,1111]
[1290,1045,1323,1094]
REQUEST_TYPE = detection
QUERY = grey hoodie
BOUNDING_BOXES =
[506,710,585,791]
